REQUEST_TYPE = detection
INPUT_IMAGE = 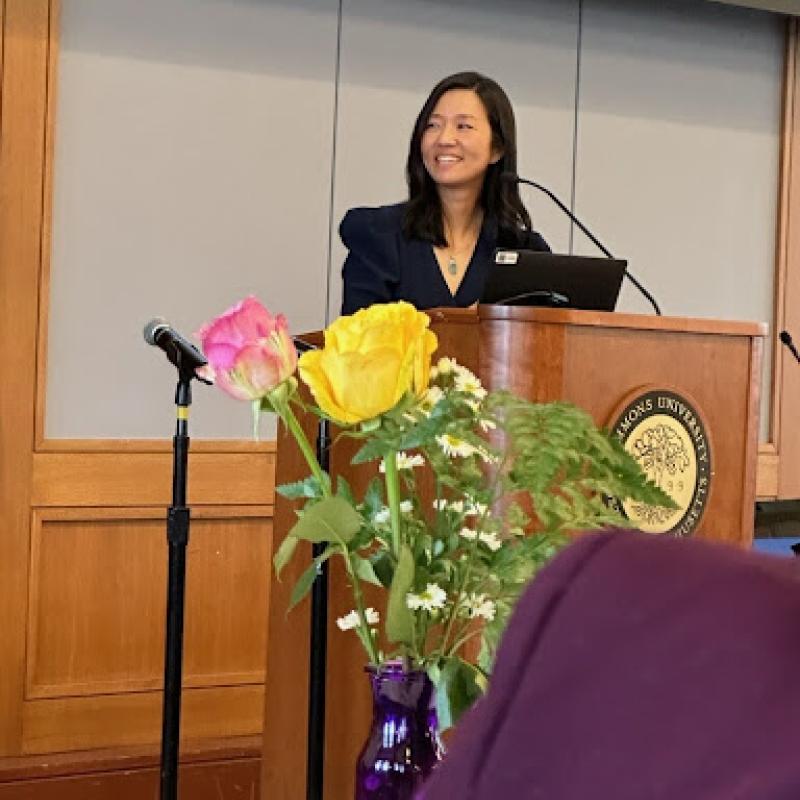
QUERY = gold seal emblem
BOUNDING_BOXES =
[608,389,712,536]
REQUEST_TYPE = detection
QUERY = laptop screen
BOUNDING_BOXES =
[482,250,627,312]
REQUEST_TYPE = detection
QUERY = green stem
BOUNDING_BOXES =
[277,399,330,497]
[340,545,380,664]
[383,451,402,557]
[446,627,482,658]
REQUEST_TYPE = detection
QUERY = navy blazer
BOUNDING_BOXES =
[340,203,549,315]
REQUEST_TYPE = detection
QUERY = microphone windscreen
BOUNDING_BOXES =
[780,330,792,346]
[143,317,169,346]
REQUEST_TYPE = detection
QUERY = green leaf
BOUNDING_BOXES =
[287,544,337,612]
[370,551,394,588]
[273,534,299,578]
[277,476,324,500]
[352,438,386,465]
[288,560,318,611]
[386,545,415,644]
[363,477,385,517]
[336,475,355,504]
[431,657,485,732]
[353,555,382,586]
[289,496,363,544]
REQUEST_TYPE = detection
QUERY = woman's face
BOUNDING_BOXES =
[420,89,501,193]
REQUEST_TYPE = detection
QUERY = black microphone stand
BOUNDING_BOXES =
[293,337,331,800]
[777,330,800,558]
[307,419,330,800]
[159,360,208,800]
[508,174,662,315]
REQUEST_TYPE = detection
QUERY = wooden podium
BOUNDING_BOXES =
[261,305,766,799]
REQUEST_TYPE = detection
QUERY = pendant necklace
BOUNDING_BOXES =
[447,255,458,276]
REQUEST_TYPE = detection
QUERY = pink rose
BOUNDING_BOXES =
[196,296,297,401]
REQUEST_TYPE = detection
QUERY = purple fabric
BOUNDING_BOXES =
[420,530,800,800]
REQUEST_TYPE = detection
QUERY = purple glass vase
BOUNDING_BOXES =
[355,663,443,799]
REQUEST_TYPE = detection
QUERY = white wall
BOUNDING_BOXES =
[45,0,785,439]
[47,0,340,438]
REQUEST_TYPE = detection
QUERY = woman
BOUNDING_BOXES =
[341,71,549,315]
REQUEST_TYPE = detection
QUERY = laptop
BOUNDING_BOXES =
[482,250,627,311]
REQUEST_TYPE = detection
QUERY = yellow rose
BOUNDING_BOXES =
[298,302,438,425]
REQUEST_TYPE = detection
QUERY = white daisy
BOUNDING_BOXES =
[364,607,380,625]
[465,501,488,517]
[433,499,464,513]
[435,357,459,376]
[336,610,360,631]
[454,367,487,400]
[464,398,481,414]
[478,447,500,464]
[479,531,503,552]
[379,451,425,473]
[436,434,479,458]
[419,386,444,415]
[406,583,447,612]
[478,418,497,432]
[464,593,497,622]
[374,501,413,524]
[459,526,478,541]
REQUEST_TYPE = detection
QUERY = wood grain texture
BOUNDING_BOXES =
[778,21,800,498]
[0,0,50,754]
[0,760,259,800]
[31,450,275,507]
[33,0,58,450]
[26,508,270,699]
[22,686,264,754]
[757,446,779,498]
[0,736,261,799]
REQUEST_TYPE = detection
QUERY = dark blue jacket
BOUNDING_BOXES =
[340,202,549,315]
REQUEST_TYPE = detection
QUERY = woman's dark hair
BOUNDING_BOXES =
[403,71,532,247]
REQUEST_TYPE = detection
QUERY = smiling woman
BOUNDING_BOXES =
[340,72,550,315]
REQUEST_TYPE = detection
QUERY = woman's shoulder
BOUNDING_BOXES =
[340,202,406,240]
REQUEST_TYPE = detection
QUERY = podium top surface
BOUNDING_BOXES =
[426,305,768,338]
[296,305,768,345]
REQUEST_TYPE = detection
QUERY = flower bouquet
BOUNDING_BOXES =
[197,297,674,797]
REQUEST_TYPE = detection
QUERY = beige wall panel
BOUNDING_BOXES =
[327,0,580,319]
[574,0,783,438]
[46,0,340,439]
[27,510,270,699]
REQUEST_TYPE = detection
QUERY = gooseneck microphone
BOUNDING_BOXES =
[143,318,208,372]
[501,172,662,316]
[780,330,800,365]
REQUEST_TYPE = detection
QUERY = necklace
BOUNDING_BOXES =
[442,211,483,279]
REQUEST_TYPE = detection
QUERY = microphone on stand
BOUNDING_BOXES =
[143,318,209,373]
[779,330,800,365]
[501,172,662,316]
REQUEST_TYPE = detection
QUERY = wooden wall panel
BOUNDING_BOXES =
[31,450,275,508]
[27,508,270,700]
[0,0,50,754]
[21,686,263,754]
[0,736,260,799]
[778,20,800,497]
